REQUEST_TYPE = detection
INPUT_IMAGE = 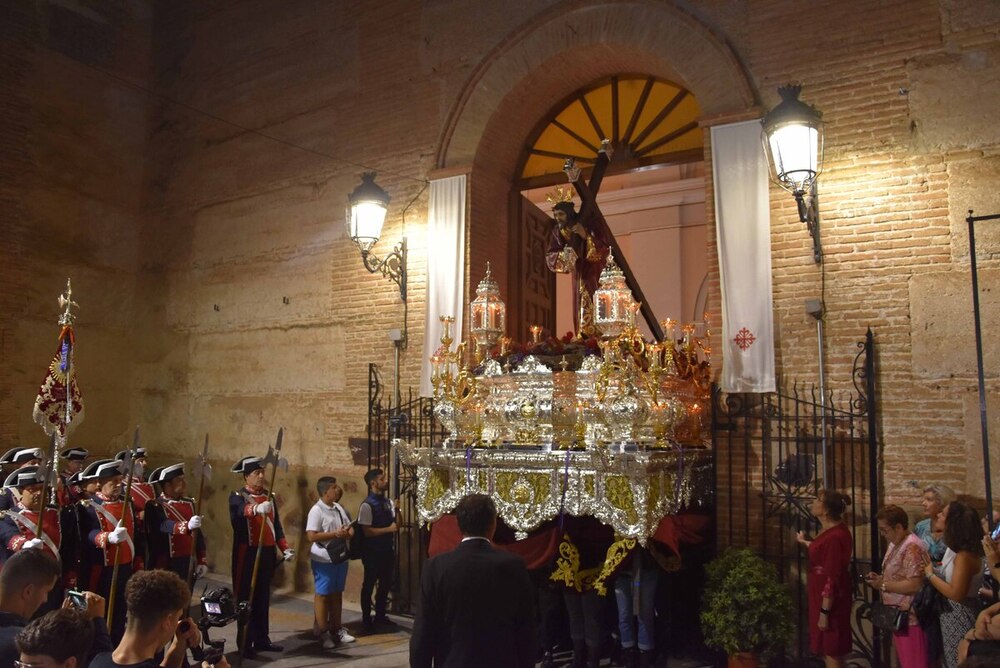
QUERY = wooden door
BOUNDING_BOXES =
[508,193,556,341]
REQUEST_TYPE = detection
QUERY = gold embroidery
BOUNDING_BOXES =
[591,536,638,595]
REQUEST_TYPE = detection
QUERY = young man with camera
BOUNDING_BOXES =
[306,476,355,649]
[89,569,224,668]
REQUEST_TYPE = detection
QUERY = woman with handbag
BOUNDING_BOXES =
[864,504,931,667]
[796,490,854,668]
[306,475,356,649]
[923,501,984,668]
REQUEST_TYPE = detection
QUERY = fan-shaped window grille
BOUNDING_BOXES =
[521,75,702,184]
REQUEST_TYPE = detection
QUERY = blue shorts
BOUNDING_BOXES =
[311,559,348,595]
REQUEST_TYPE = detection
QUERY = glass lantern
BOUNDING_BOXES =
[593,252,634,338]
[469,262,506,355]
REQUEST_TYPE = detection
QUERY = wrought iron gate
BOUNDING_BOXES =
[367,363,446,615]
[711,330,883,667]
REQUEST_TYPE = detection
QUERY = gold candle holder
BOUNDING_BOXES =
[529,325,543,344]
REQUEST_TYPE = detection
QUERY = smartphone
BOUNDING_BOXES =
[67,590,87,611]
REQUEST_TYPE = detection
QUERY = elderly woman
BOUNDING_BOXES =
[915,485,956,562]
[924,501,985,668]
[865,504,930,667]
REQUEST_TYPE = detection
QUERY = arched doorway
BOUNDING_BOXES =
[511,74,707,341]
[433,0,756,348]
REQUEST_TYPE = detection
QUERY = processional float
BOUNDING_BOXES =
[398,142,715,589]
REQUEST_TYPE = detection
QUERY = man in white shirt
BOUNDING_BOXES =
[306,476,355,649]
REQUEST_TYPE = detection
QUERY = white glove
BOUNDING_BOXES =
[108,526,128,545]
[254,501,273,516]
[22,538,43,550]
[194,564,209,579]
[187,515,202,530]
[282,549,295,562]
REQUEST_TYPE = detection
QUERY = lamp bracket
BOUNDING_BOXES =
[360,237,407,301]
[794,184,822,264]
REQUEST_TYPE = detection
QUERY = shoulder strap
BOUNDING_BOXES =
[91,501,135,556]
[4,510,60,561]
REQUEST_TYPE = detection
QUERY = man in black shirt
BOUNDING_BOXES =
[89,569,217,668]
[0,549,61,668]
[357,468,400,634]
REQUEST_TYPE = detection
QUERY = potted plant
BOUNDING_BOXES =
[701,547,794,668]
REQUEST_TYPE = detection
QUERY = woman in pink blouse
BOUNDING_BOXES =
[796,490,854,668]
[865,504,931,667]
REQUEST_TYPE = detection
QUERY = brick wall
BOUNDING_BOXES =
[2,1,999,594]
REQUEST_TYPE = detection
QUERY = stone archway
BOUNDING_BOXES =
[436,0,757,336]
[437,0,756,169]
[437,0,758,348]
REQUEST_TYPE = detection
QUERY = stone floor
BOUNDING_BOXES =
[198,577,713,668]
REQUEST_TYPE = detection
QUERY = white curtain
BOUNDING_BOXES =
[711,120,776,393]
[420,175,467,397]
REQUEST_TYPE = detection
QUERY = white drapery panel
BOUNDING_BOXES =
[711,120,776,393]
[420,174,467,397]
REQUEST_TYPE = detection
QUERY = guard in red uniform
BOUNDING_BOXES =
[0,465,78,612]
[57,447,88,506]
[80,459,138,642]
[0,448,43,513]
[116,448,153,571]
[145,463,207,585]
[230,456,294,658]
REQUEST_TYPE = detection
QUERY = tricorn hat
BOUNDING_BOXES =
[149,463,185,485]
[4,465,44,489]
[88,459,124,481]
[60,448,89,461]
[80,459,115,483]
[11,448,43,465]
[231,456,264,476]
[115,448,148,461]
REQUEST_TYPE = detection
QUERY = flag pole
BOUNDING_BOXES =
[186,434,210,589]
[106,428,140,628]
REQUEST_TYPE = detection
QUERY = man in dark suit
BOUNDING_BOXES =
[410,494,536,668]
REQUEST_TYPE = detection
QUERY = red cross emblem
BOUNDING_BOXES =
[734,327,756,351]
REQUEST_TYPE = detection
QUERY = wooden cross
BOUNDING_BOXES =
[565,144,665,341]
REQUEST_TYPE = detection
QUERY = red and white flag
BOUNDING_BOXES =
[711,120,776,393]
[33,326,85,442]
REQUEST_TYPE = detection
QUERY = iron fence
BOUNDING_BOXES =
[711,329,883,667]
[367,363,447,615]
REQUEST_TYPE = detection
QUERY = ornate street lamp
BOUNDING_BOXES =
[761,85,824,263]
[347,172,406,300]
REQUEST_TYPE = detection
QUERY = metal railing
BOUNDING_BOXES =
[711,330,882,667]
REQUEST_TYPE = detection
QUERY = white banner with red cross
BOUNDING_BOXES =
[711,120,776,393]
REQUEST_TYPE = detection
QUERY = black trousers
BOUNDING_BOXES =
[86,563,131,644]
[360,549,394,621]
[232,543,275,648]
